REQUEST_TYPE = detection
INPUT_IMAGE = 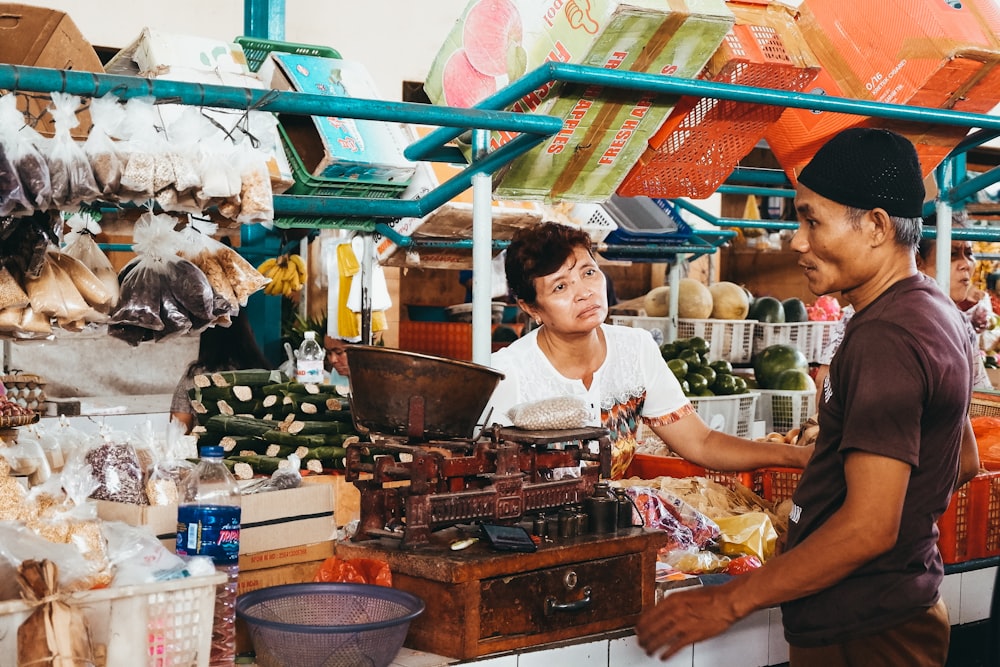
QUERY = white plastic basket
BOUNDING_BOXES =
[752,321,841,364]
[0,572,224,667]
[689,392,759,438]
[677,318,755,363]
[752,321,816,360]
[610,315,673,346]
[755,389,816,435]
[610,315,755,363]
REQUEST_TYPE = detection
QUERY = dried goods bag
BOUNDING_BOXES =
[507,396,591,430]
[41,92,100,208]
[83,93,125,197]
[117,96,160,202]
[63,214,120,309]
[235,141,274,224]
[0,93,50,213]
[16,559,97,667]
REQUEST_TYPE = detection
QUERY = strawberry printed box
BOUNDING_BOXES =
[423,0,733,202]
[266,52,415,184]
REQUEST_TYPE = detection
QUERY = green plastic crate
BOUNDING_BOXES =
[234,36,341,73]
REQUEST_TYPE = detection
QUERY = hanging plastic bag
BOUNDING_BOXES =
[117,97,160,203]
[83,93,125,197]
[234,139,274,225]
[63,213,120,309]
[0,93,50,214]
[41,92,100,208]
[109,212,227,345]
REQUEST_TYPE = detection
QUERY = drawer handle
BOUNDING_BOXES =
[545,586,592,615]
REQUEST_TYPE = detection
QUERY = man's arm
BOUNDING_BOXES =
[636,449,910,660]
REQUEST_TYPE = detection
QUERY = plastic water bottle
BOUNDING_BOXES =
[295,330,325,384]
[177,445,241,667]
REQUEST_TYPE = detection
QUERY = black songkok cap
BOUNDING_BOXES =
[797,128,925,218]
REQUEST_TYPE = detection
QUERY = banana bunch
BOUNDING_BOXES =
[258,254,307,298]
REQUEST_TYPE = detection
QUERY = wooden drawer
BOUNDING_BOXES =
[336,527,665,660]
[480,552,643,638]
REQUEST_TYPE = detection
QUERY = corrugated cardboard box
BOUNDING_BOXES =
[0,3,103,137]
[265,52,415,185]
[95,483,335,554]
[423,0,734,202]
[764,0,1000,182]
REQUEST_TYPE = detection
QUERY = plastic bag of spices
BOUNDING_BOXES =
[0,93,50,214]
[63,213,120,309]
[109,212,227,344]
[83,93,125,197]
[117,96,160,203]
[41,92,100,208]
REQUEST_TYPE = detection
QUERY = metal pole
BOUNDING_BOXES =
[471,129,493,366]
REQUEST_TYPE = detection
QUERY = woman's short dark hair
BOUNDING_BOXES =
[505,222,593,305]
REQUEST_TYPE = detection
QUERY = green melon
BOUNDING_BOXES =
[773,368,816,391]
[753,344,809,389]
[748,296,785,323]
[782,298,809,323]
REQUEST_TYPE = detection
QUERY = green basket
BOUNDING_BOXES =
[234,36,341,73]
[273,126,408,231]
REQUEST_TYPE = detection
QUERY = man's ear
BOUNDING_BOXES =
[869,208,893,247]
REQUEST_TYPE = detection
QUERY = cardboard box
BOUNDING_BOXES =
[239,540,335,572]
[764,0,1000,182]
[95,483,335,554]
[104,28,294,194]
[423,0,734,202]
[300,472,361,527]
[0,3,103,137]
[265,52,415,185]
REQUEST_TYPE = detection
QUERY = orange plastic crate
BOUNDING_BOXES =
[625,453,754,491]
[753,466,802,504]
[617,2,819,199]
[765,0,1000,183]
[939,469,1000,564]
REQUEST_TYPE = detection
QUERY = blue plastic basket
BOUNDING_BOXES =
[236,582,424,667]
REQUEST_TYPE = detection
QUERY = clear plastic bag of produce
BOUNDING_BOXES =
[177,219,239,321]
[63,213,120,310]
[0,93,51,213]
[507,396,592,430]
[83,93,125,197]
[22,250,91,330]
[109,212,229,345]
[41,92,100,208]
[233,117,275,224]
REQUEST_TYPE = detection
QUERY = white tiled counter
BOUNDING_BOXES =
[381,566,996,667]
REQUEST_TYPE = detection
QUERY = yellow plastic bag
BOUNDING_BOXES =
[715,511,777,561]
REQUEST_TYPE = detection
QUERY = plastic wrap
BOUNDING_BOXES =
[83,93,125,196]
[63,214,120,309]
[0,93,50,213]
[507,396,591,430]
[42,92,100,208]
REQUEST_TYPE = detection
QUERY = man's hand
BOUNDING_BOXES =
[636,581,744,661]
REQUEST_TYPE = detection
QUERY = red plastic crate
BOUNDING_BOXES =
[753,466,803,504]
[625,453,754,491]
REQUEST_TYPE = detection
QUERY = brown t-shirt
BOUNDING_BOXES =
[782,273,973,647]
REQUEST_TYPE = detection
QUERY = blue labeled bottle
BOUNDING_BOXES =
[177,445,241,667]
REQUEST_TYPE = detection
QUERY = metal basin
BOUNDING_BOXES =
[345,347,504,440]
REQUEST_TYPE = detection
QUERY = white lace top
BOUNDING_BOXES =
[484,324,692,477]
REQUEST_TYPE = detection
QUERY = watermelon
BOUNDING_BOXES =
[773,368,816,391]
[749,296,785,323]
[782,298,809,323]
[753,344,809,389]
